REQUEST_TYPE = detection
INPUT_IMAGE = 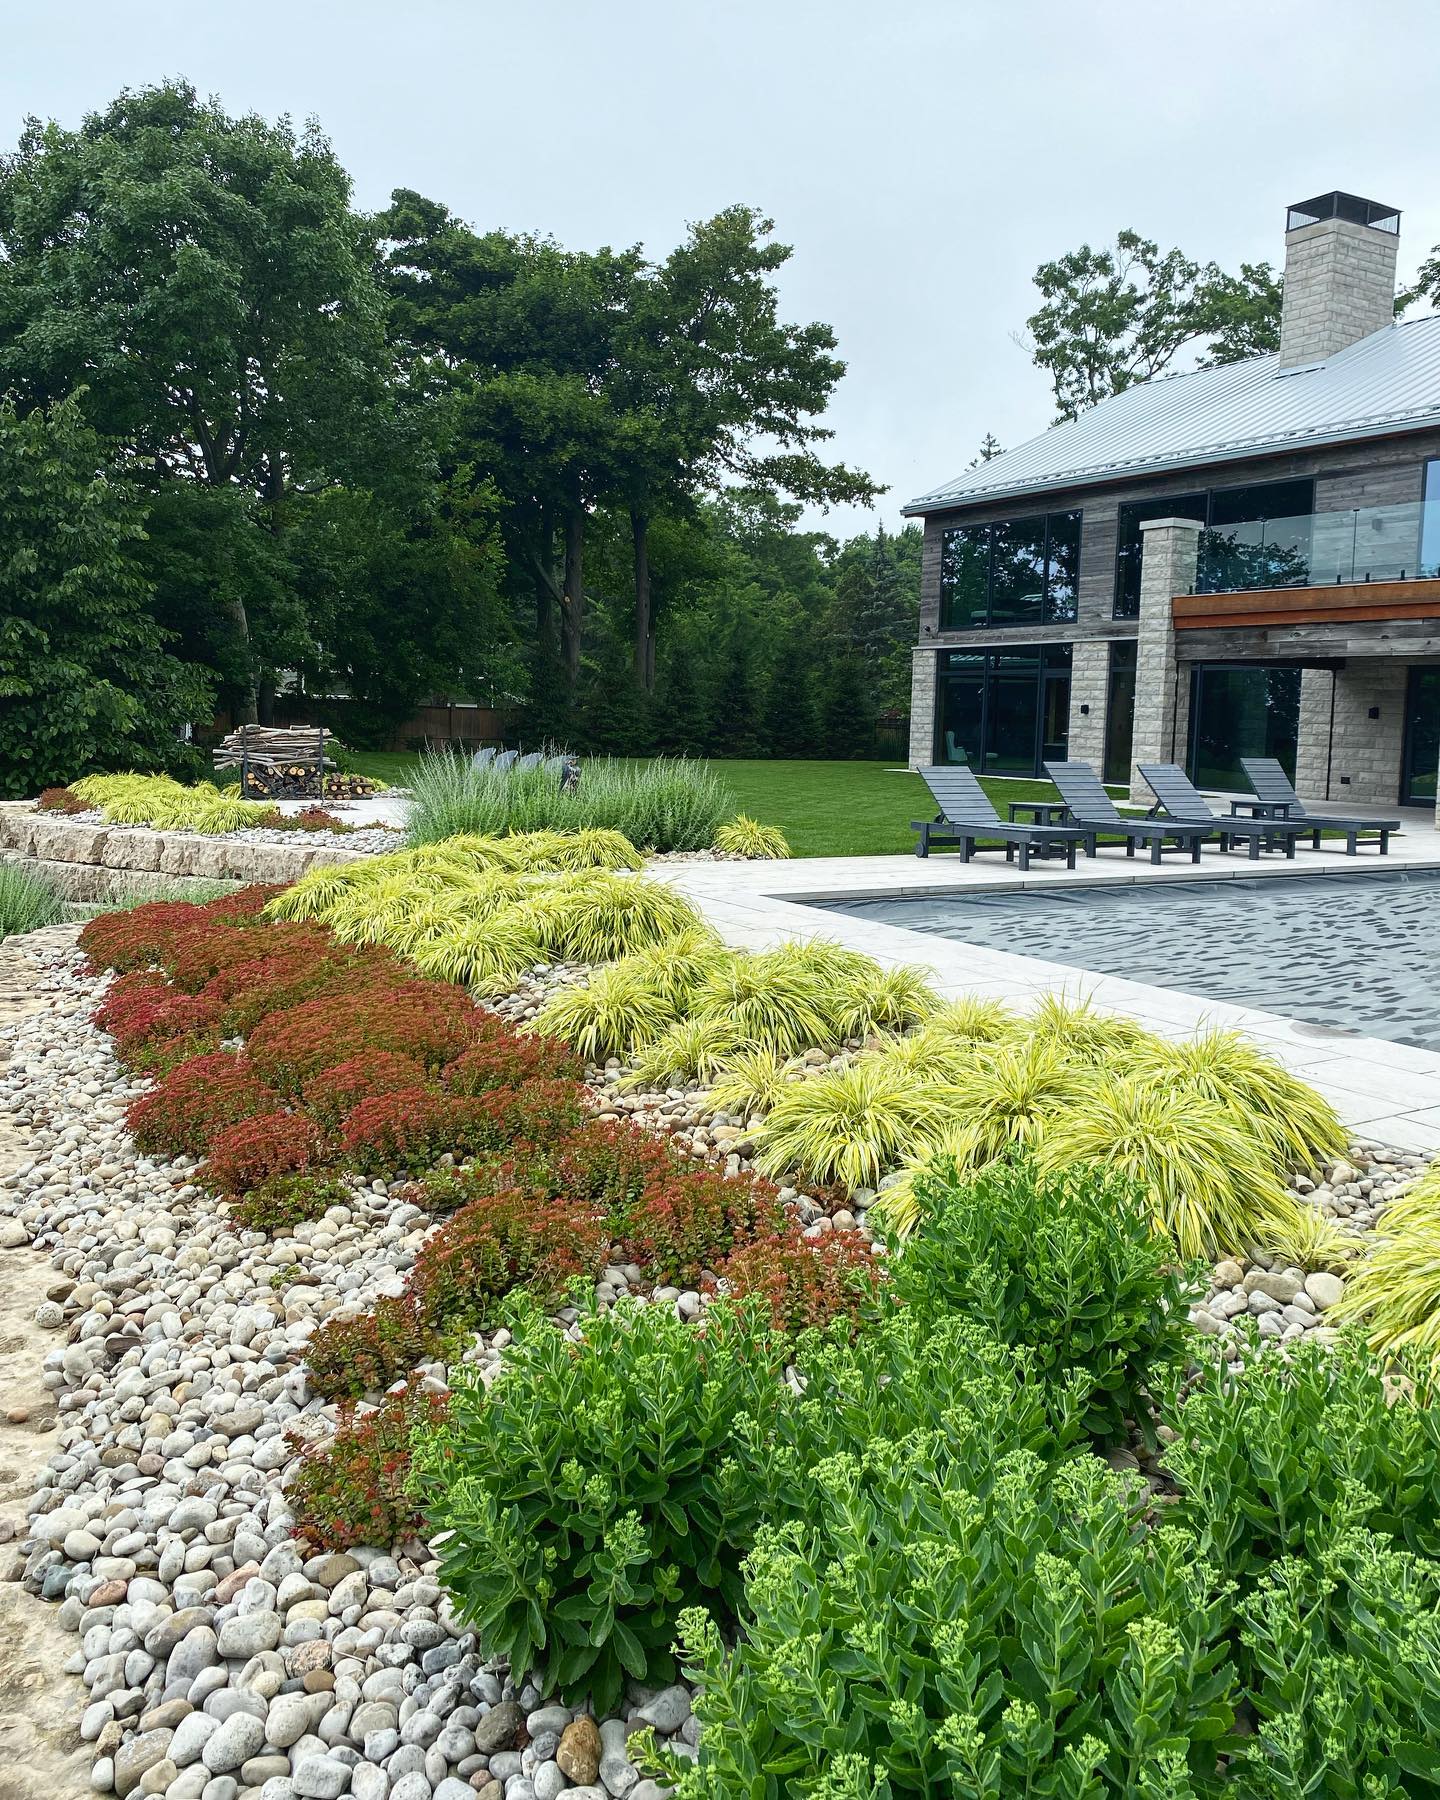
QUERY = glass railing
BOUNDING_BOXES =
[1195,500,1440,595]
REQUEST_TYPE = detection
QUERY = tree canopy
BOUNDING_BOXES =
[0,78,897,790]
[1023,229,1284,420]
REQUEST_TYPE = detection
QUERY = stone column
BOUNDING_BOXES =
[1064,641,1111,772]
[1293,669,1335,801]
[1129,518,1200,804]
[908,645,938,767]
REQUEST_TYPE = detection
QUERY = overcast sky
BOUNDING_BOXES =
[5,0,1440,537]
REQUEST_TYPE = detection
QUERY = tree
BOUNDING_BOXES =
[0,395,211,796]
[1023,230,1284,420]
[0,80,392,720]
[968,432,1004,467]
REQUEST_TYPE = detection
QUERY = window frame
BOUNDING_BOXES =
[939,509,1083,631]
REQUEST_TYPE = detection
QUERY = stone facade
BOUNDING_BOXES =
[908,645,937,766]
[1291,663,1413,806]
[1128,520,1200,803]
[1064,641,1111,773]
[1278,216,1399,369]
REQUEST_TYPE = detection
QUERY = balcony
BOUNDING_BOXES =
[1173,499,1440,631]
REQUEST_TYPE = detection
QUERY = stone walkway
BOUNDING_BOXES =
[0,929,95,1799]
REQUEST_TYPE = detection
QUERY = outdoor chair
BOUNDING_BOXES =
[912,765,1088,870]
[1043,761,1213,864]
[470,746,496,770]
[1241,757,1400,855]
[492,749,519,774]
[1137,764,1309,860]
[514,751,544,770]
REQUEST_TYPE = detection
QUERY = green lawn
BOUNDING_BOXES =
[342,751,1123,859]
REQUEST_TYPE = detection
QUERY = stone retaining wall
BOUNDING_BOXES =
[0,804,364,901]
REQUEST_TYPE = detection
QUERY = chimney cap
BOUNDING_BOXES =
[1286,191,1400,235]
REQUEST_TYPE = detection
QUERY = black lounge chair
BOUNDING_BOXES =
[1241,757,1400,855]
[1137,763,1308,861]
[912,765,1087,870]
[1044,761,1213,865]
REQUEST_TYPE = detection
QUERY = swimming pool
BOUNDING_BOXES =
[821,869,1440,1052]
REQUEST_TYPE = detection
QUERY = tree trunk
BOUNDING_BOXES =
[223,592,259,726]
[257,675,276,728]
[631,510,655,691]
[561,507,585,682]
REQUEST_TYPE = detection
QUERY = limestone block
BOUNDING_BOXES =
[216,841,315,885]
[29,815,109,864]
[101,828,165,872]
[159,835,230,878]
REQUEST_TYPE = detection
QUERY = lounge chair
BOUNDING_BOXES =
[514,751,544,771]
[912,765,1087,870]
[1241,757,1400,855]
[1137,764,1309,860]
[470,746,496,770]
[492,749,519,774]
[1044,761,1213,864]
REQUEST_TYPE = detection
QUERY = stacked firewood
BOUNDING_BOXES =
[214,727,382,800]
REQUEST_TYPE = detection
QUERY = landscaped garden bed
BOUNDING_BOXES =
[3,825,1440,1797]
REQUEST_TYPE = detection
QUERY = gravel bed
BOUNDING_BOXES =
[0,933,685,1800]
[61,812,406,857]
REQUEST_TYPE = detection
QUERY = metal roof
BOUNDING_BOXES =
[905,314,1440,516]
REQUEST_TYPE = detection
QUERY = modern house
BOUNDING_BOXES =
[903,192,1440,818]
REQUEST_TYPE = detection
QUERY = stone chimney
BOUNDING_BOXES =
[1278,192,1400,368]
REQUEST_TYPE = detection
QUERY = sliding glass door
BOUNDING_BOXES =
[936,645,1072,775]
[1401,666,1440,805]
[1187,664,1300,791]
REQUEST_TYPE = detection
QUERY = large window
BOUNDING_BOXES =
[1187,664,1301,791]
[940,511,1081,630]
[1423,459,1440,581]
[1103,641,1138,785]
[1113,480,1315,617]
[936,644,1072,775]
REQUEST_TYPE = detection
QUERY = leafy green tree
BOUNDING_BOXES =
[0,395,211,795]
[0,80,391,719]
[1024,229,1284,419]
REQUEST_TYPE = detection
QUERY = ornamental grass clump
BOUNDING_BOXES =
[689,953,832,1058]
[1036,1076,1297,1260]
[705,1047,801,1123]
[414,1298,785,1713]
[887,1155,1195,1445]
[1330,1167,1440,1356]
[531,964,679,1063]
[830,961,938,1039]
[941,1036,1088,1169]
[752,1058,955,1190]
[1129,1028,1348,1177]
[70,772,272,833]
[624,1016,746,1088]
[711,815,791,859]
[0,862,64,937]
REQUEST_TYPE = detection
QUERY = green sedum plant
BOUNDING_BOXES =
[1160,1331,1440,1579]
[414,1298,786,1714]
[887,1156,1196,1445]
[670,1445,1236,1800]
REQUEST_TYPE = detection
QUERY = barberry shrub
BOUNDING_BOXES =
[717,1226,881,1338]
[197,936,387,1034]
[95,971,224,1061]
[306,1294,433,1401]
[126,1051,279,1158]
[621,1165,782,1286]
[408,1188,610,1335]
[443,1032,583,1095]
[287,1387,447,1551]
[306,1053,432,1135]
[201,1109,326,1196]
[247,982,483,1092]
[414,1298,787,1714]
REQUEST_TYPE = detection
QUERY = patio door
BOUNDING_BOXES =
[1401,666,1440,805]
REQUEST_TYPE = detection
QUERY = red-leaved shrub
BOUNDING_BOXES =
[305,1293,433,1401]
[95,973,224,1061]
[337,1078,587,1175]
[248,983,483,1092]
[443,1032,583,1096]
[37,786,87,814]
[201,1110,325,1195]
[126,1052,279,1158]
[716,1227,881,1337]
[622,1165,783,1286]
[409,1189,610,1333]
[287,1386,446,1551]
[549,1119,680,1213]
[198,938,390,1035]
[306,1053,432,1135]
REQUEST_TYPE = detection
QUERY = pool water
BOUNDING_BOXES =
[822,870,1440,1052]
